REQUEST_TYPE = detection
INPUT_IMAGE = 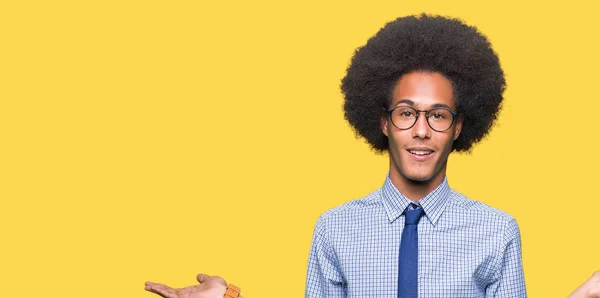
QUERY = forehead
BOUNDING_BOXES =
[391,71,455,109]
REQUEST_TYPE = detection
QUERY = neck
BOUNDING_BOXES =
[388,166,446,202]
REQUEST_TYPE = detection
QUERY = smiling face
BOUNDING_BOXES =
[382,71,463,196]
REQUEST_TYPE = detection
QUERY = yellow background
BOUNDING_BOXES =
[1,0,599,297]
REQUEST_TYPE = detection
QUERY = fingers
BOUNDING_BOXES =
[569,271,600,298]
[144,281,178,298]
[589,272,600,298]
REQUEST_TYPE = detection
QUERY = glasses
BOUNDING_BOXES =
[387,106,458,132]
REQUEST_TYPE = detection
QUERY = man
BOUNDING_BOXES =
[144,14,598,298]
[305,14,523,297]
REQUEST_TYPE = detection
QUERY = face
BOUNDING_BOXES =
[381,71,463,188]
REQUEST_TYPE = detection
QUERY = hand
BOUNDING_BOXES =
[569,271,600,298]
[145,273,228,298]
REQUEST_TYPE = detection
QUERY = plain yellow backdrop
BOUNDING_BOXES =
[1,0,599,297]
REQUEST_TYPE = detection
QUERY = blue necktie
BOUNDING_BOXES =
[398,204,424,298]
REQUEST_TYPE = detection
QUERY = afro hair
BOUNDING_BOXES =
[342,14,505,153]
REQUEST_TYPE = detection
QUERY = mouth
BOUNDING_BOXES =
[408,150,433,156]
[406,148,435,161]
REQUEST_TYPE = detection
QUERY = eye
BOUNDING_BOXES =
[431,112,445,119]
[429,109,452,121]
[395,107,416,118]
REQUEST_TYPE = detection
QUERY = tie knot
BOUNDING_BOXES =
[404,205,424,225]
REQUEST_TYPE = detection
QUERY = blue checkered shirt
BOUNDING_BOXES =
[305,176,526,297]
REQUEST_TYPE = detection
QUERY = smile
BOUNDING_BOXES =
[406,148,435,162]
[409,150,433,156]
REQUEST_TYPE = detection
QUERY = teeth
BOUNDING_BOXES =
[410,150,432,155]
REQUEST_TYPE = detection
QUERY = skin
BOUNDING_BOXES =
[381,71,463,201]
[145,274,232,298]
[569,271,600,298]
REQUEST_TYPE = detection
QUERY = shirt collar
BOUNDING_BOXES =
[381,174,450,226]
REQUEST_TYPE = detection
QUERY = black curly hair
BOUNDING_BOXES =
[342,14,505,153]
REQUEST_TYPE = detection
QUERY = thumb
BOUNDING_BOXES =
[197,273,211,283]
[197,273,228,287]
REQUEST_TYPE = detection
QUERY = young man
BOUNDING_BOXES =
[144,14,599,298]
[305,14,524,297]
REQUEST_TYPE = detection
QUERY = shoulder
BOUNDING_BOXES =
[447,189,516,222]
[314,188,383,227]
[447,189,521,239]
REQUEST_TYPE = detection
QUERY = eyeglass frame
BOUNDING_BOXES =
[386,106,460,132]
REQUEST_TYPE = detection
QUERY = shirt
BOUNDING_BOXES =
[305,175,526,297]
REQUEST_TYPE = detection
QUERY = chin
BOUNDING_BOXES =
[402,171,435,183]
[409,176,434,184]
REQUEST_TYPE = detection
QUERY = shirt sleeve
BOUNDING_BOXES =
[305,215,347,298]
[486,218,527,297]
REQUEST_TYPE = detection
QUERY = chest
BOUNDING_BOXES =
[331,216,501,297]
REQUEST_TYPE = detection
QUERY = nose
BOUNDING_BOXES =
[412,113,431,139]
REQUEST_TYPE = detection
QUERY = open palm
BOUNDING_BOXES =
[145,274,228,298]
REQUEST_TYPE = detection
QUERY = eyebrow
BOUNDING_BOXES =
[393,99,453,110]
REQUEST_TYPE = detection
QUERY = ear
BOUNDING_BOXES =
[453,116,464,141]
[381,116,389,137]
